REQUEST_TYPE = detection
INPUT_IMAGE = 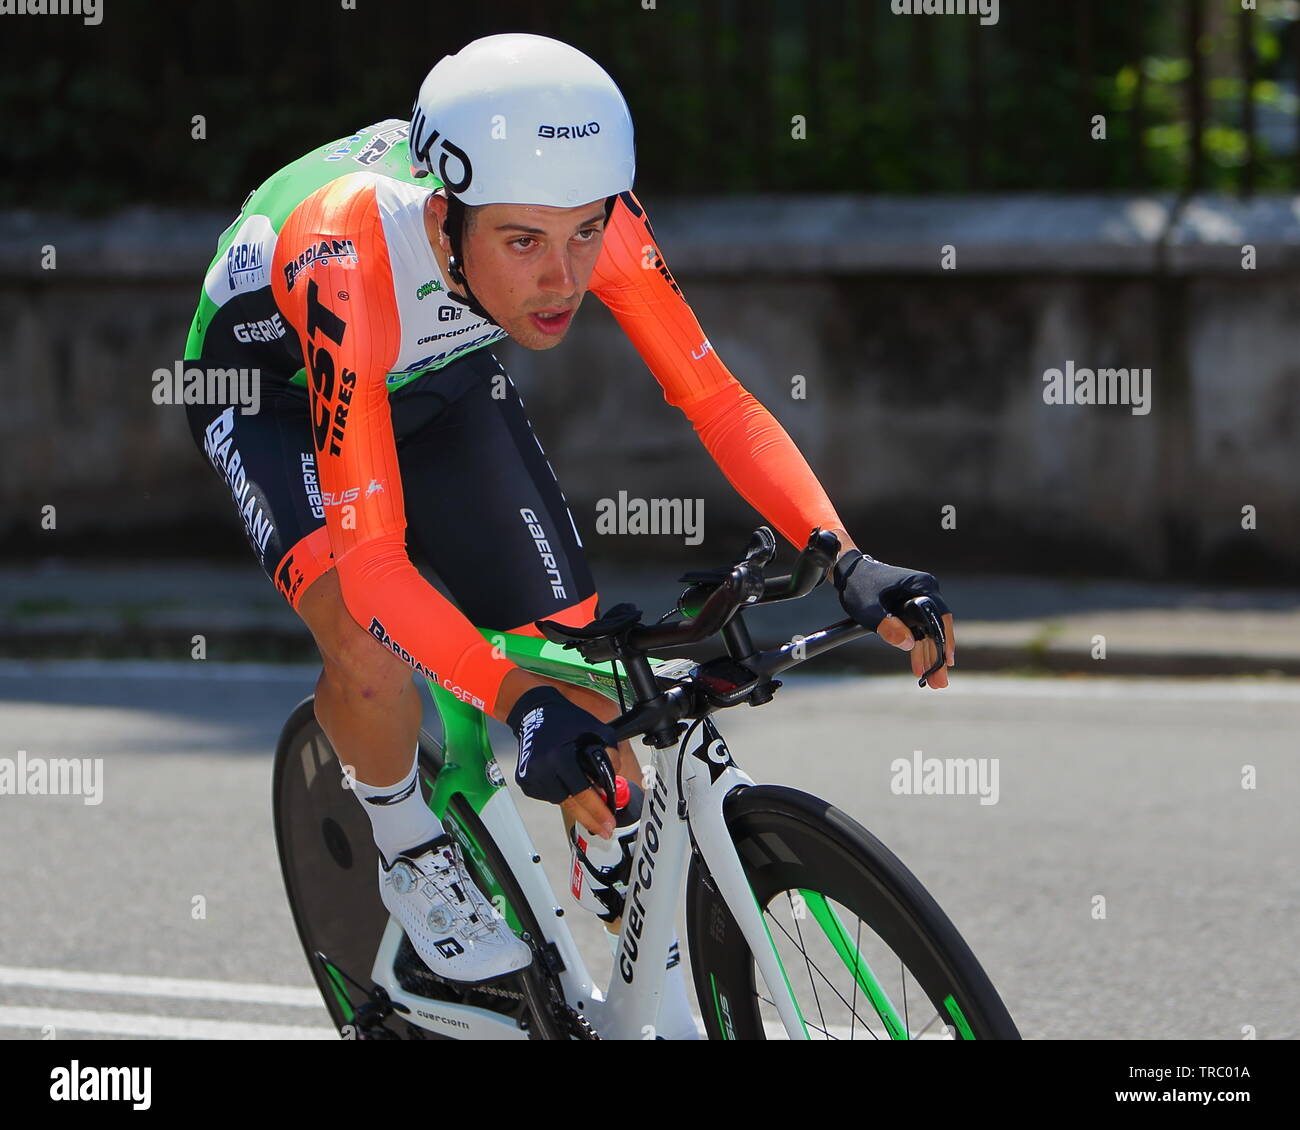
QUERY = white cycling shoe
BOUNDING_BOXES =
[378,832,532,983]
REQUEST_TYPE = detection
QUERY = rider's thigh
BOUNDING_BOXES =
[394,351,599,635]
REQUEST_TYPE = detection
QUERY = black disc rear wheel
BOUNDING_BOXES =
[272,695,562,1039]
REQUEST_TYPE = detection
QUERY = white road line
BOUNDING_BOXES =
[0,1006,335,1040]
[2,660,1296,700]
[794,672,1300,702]
[0,660,319,682]
[760,1018,950,1040]
[0,965,322,1007]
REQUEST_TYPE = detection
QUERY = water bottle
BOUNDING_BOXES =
[568,775,643,923]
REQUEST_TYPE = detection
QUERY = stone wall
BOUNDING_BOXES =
[1,195,1296,579]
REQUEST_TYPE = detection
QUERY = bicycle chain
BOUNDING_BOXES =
[560,1002,601,1040]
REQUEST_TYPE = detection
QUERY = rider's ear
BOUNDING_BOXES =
[427,191,452,251]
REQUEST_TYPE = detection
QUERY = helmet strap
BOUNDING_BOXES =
[441,193,500,326]
[437,193,621,327]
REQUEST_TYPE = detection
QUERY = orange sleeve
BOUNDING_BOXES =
[588,191,845,551]
[272,175,512,714]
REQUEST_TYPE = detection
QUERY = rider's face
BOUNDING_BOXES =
[430,194,609,350]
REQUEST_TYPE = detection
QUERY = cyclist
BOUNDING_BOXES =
[184,33,955,1036]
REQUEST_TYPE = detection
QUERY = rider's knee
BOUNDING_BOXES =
[300,572,411,705]
[320,628,412,706]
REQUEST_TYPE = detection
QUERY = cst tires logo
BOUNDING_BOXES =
[304,280,357,458]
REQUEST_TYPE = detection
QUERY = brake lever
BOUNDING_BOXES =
[895,595,948,688]
[576,739,618,809]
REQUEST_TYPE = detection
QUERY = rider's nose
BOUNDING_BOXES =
[537,245,577,297]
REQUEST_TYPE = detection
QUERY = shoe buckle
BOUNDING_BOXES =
[426,903,456,933]
[390,860,417,895]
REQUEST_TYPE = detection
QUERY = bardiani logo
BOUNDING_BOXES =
[204,214,277,307]
[394,328,507,377]
[283,238,359,293]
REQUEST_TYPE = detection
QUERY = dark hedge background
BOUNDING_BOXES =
[3,0,1298,212]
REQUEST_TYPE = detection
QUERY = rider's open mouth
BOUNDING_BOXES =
[529,308,574,335]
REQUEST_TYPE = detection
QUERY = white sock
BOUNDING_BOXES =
[602,929,702,1040]
[349,750,443,866]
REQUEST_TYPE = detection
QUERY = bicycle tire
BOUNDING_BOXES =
[272,695,562,1039]
[685,784,1020,1040]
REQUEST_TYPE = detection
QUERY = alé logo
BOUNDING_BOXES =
[518,707,544,773]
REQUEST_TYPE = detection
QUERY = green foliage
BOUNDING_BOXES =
[1,0,1296,208]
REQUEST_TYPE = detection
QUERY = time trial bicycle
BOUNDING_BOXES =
[272,526,1021,1040]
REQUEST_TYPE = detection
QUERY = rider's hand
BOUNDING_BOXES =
[505,685,619,835]
[832,549,956,689]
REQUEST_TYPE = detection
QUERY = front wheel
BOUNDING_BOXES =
[686,785,1020,1040]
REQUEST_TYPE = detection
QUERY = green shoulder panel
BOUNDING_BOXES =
[185,119,442,361]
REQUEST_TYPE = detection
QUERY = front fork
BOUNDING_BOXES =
[676,719,810,1040]
[599,717,808,1040]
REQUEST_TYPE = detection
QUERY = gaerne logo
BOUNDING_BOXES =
[283,239,359,292]
[300,452,324,519]
[537,122,601,139]
[519,507,567,599]
[233,313,287,343]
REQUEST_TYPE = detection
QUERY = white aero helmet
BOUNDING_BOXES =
[409,33,635,208]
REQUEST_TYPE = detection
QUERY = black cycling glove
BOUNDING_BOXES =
[505,686,617,804]
[832,549,951,632]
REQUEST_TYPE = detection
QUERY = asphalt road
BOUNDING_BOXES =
[1,660,1296,1040]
